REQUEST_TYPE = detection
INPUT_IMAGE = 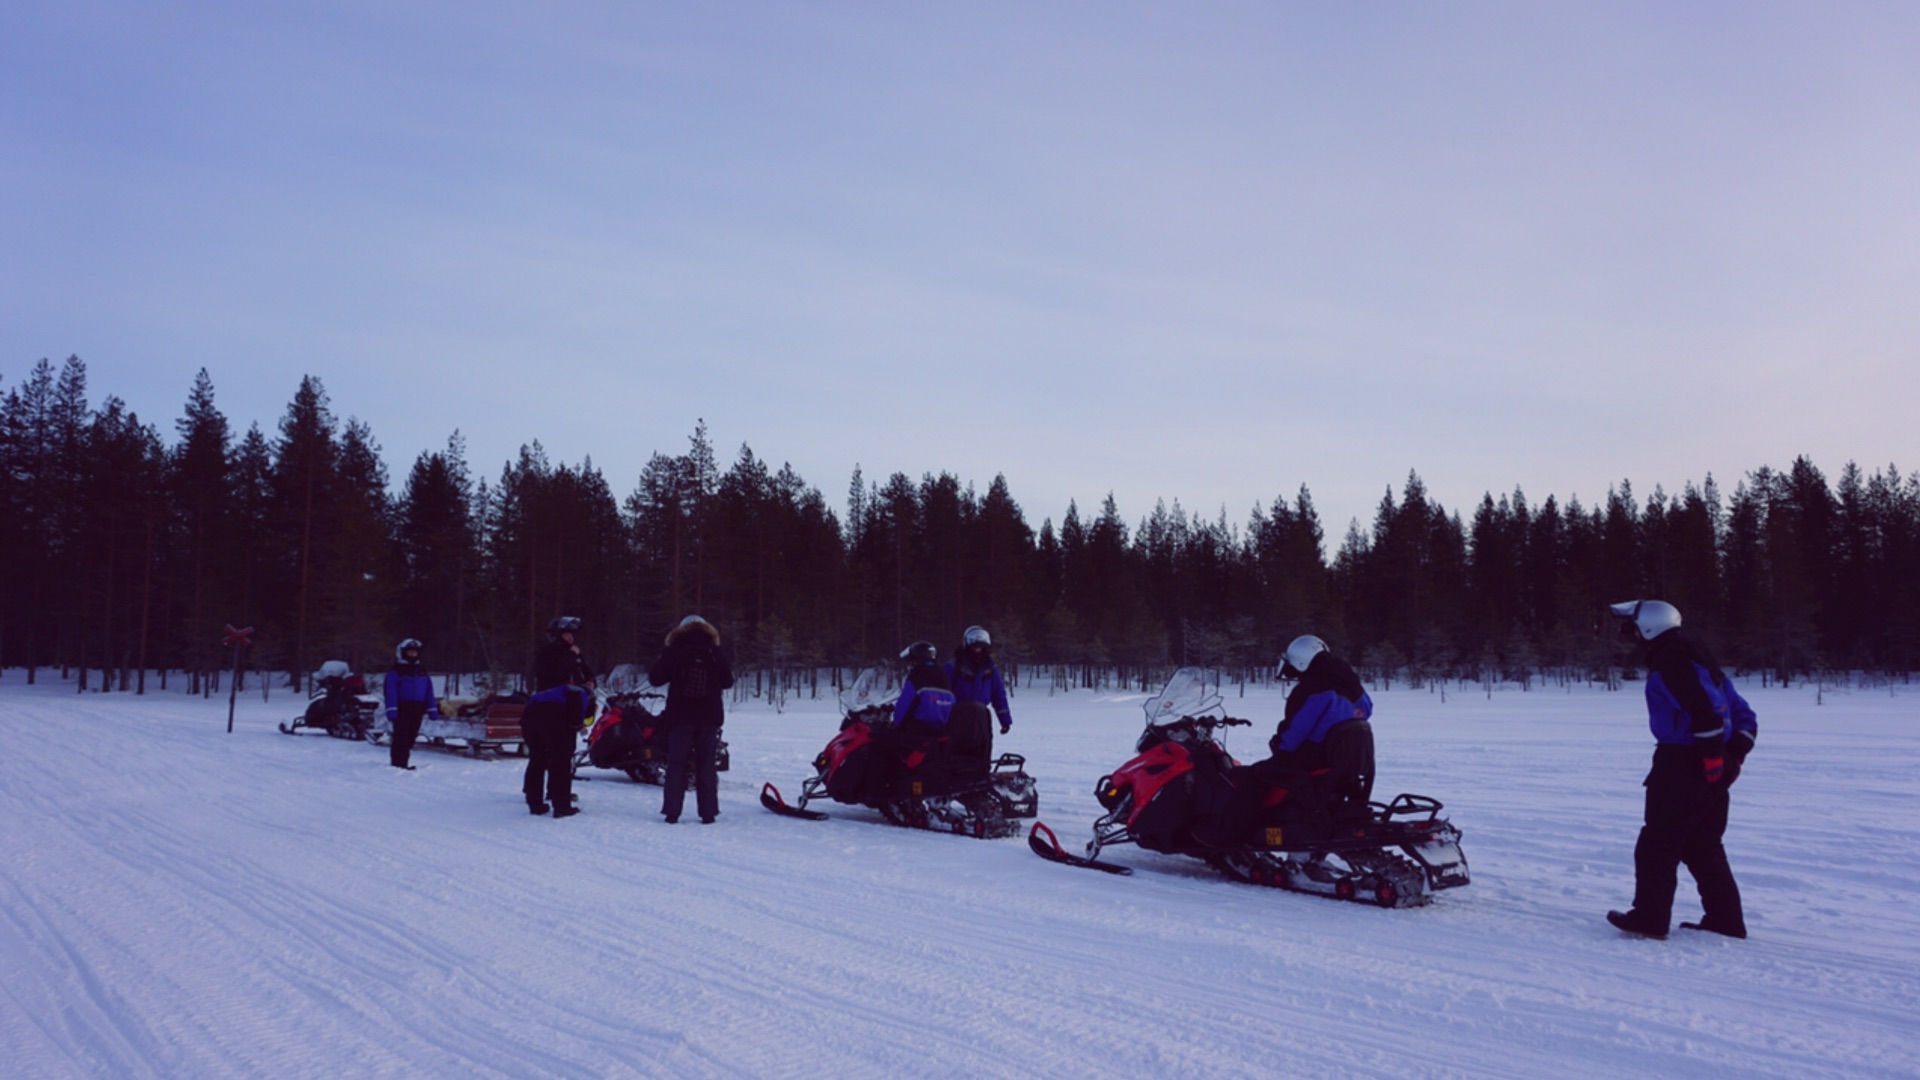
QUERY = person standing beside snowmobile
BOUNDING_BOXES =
[945,626,1011,773]
[535,615,595,694]
[649,615,734,824]
[1606,600,1757,940]
[524,616,594,817]
[1201,635,1373,846]
[383,639,441,770]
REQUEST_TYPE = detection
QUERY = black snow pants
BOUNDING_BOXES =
[661,724,720,822]
[1631,746,1743,932]
[520,702,578,811]
[390,701,427,768]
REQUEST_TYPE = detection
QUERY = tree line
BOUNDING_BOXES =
[6,356,1915,696]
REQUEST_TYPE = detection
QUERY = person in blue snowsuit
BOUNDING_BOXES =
[943,625,1012,780]
[1200,634,1373,846]
[893,641,957,735]
[383,638,441,770]
[1607,600,1758,940]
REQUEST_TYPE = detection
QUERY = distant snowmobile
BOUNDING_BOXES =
[1028,668,1469,908]
[761,666,1037,838]
[279,661,379,740]
[572,689,729,786]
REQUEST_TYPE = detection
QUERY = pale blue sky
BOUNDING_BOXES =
[5,2,1916,537]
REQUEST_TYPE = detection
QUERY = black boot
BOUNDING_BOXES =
[1679,919,1747,939]
[529,801,549,815]
[1606,909,1669,939]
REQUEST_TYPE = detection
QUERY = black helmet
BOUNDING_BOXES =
[395,637,423,662]
[899,641,936,666]
[547,615,582,642]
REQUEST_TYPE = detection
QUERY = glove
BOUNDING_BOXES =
[1702,756,1725,785]
[999,722,1011,735]
[427,709,441,721]
[386,709,398,722]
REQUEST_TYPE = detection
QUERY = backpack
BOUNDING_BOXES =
[678,647,712,700]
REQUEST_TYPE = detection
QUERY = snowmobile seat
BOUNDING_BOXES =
[1320,718,1375,821]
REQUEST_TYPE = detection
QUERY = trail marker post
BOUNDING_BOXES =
[222,624,254,733]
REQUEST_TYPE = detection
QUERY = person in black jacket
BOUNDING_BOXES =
[1606,600,1759,940]
[648,615,734,824]
[534,615,595,693]
[524,615,595,817]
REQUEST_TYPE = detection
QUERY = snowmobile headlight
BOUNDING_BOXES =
[1094,777,1125,810]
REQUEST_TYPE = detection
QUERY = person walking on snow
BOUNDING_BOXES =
[383,638,440,770]
[649,615,735,824]
[1606,600,1758,940]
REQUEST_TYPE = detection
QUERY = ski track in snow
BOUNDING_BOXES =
[2,677,1917,1079]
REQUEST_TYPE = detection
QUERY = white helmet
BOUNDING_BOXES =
[1610,600,1681,641]
[1280,635,1327,679]
[395,638,423,662]
[962,625,991,647]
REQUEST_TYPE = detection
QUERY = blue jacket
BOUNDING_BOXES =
[893,661,955,727]
[1274,687,1373,753]
[893,679,957,728]
[527,684,592,721]
[384,664,440,721]
[1271,651,1372,756]
[1644,630,1757,756]
[946,659,1012,728]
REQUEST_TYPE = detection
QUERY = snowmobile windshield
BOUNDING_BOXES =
[839,667,902,716]
[1142,667,1223,728]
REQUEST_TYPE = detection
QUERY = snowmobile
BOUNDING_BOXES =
[760,666,1038,838]
[1027,668,1469,908]
[571,688,730,786]
[279,661,379,739]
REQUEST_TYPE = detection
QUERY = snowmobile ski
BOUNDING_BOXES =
[760,783,829,820]
[1028,822,1132,875]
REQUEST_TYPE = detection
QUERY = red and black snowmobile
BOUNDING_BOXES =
[761,667,1037,838]
[279,661,379,739]
[573,689,730,785]
[1028,668,1469,907]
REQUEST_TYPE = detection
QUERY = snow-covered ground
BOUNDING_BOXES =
[2,672,1916,1079]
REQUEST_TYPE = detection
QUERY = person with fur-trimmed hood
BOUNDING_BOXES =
[648,615,735,824]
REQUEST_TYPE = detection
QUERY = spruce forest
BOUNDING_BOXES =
[8,356,1917,695]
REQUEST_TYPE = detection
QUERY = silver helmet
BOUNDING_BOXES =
[1280,634,1328,679]
[1609,600,1681,641]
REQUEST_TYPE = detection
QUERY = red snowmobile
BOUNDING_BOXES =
[761,667,1037,838]
[572,689,730,785]
[1028,668,1469,908]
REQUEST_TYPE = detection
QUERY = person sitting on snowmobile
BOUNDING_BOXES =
[1198,635,1374,846]
[383,639,441,770]
[893,641,957,736]
[886,641,958,791]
